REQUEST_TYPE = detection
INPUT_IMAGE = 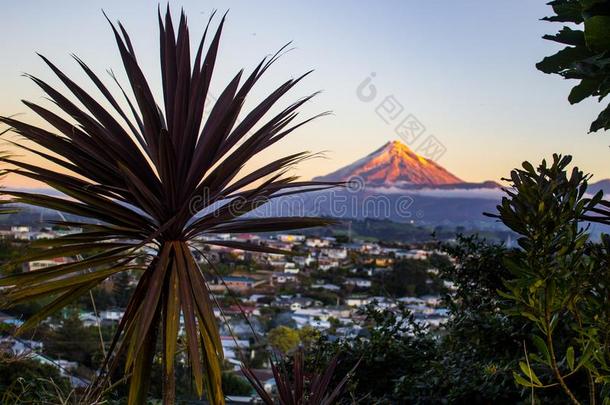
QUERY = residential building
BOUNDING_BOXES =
[208,276,258,292]
[344,278,372,289]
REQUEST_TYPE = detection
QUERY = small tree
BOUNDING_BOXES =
[297,325,320,350]
[0,358,72,404]
[489,154,610,404]
[267,326,301,354]
[0,7,335,404]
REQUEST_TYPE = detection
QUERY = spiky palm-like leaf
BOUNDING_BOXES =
[0,7,337,404]
[241,350,359,405]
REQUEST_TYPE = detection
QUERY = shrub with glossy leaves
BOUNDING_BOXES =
[538,0,610,132]
[490,154,610,404]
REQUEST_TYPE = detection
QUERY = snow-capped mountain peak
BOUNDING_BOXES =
[314,140,463,186]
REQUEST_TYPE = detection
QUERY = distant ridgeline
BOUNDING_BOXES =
[0,205,84,227]
[258,140,504,229]
[5,143,610,239]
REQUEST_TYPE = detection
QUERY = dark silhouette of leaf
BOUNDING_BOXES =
[0,6,337,405]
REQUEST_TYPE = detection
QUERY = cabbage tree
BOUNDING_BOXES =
[0,7,335,404]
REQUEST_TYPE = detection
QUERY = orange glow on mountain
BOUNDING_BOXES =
[315,140,463,186]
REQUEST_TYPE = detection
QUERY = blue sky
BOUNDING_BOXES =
[1,1,608,187]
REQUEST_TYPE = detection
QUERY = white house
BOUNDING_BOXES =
[344,278,372,289]
[305,237,331,248]
[360,242,381,255]
[27,257,71,271]
[79,312,100,327]
[345,296,371,307]
[396,249,432,260]
[34,231,57,240]
[420,295,442,307]
[292,316,330,330]
[221,336,250,350]
[277,234,305,243]
[321,247,347,260]
[283,262,300,274]
[311,283,341,292]
[100,309,125,322]
[317,258,339,271]
[293,254,315,267]
[271,272,297,284]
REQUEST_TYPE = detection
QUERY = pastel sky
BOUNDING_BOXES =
[1,0,609,188]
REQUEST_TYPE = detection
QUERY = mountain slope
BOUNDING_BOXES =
[315,140,463,186]
[259,140,504,228]
[588,179,610,195]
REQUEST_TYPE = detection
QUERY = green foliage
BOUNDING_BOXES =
[305,235,575,403]
[221,372,253,396]
[538,0,610,132]
[267,326,301,354]
[492,154,610,404]
[373,258,443,297]
[297,325,320,350]
[42,311,102,370]
[308,304,436,402]
[303,288,340,306]
[396,235,565,403]
[403,235,533,403]
[440,235,509,311]
[0,239,27,276]
[0,358,71,403]
[112,271,134,309]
